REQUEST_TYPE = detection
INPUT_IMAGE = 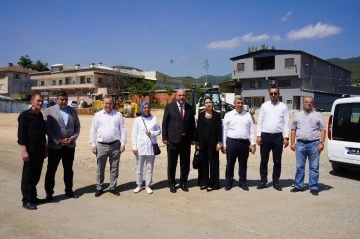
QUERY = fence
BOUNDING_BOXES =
[0,99,29,113]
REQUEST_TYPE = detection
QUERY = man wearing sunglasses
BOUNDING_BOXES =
[256,85,289,191]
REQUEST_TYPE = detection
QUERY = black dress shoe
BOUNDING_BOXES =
[200,185,207,190]
[109,189,120,196]
[273,183,282,191]
[225,184,232,191]
[169,185,177,193]
[257,182,267,190]
[239,183,249,191]
[180,184,189,192]
[290,187,303,193]
[45,194,53,202]
[206,187,213,192]
[23,202,37,210]
[95,189,104,197]
[310,189,319,196]
[65,191,79,198]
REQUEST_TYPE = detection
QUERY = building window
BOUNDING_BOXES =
[65,77,73,85]
[285,58,294,68]
[52,80,56,86]
[87,78,91,83]
[15,74,20,79]
[0,84,5,90]
[278,79,291,87]
[237,63,245,72]
[0,73,5,79]
[80,76,85,84]
[59,80,63,85]
[41,81,44,86]
[98,78,103,84]
[250,81,262,89]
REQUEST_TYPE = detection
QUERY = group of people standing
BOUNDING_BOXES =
[18,91,80,210]
[17,85,326,210]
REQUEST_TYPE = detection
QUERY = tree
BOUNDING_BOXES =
[17,55,50,72]
[32,60,50,72]
[127,80,161,104]
[248,45,275,53]
[165,86,174,103]
[18,55,33,69]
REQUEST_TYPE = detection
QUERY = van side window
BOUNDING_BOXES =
[333,103,360,143]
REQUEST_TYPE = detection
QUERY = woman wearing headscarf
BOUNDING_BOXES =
[196,96,222,191]
[131,101,161,194]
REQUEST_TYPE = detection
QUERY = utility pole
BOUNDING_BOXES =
[203,58,209,86]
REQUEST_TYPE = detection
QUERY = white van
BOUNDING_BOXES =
[328,97,360,173]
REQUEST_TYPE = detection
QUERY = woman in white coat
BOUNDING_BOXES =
[131,101,161,194]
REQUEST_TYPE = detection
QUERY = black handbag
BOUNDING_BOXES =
[152,143,161,155]
[141,117,161,156]
[192,149,199,169]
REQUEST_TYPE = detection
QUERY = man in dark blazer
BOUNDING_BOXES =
[162,89,196,193]
[44,91,81,201]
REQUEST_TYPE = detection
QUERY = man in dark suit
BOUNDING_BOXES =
[44,91,81,201]
[162,89,196,193]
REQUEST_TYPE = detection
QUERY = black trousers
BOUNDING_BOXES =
[21,148,45,203]
[167,138,191,186]
[45,147,75,195]
[225,138,250,184]
[259,133,283,183]
[198,139,220,188]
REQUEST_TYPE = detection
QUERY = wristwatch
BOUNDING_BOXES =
[285,137,289,140]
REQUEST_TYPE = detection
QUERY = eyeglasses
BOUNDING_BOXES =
[269,92,278,96]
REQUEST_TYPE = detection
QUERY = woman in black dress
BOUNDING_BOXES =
[196,96,222,191]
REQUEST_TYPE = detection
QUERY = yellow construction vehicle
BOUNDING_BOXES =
[91,93,140,118]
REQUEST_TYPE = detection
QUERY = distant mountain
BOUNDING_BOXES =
[196,73,232,85]
[172,76,198,87]
[326,57,360,83]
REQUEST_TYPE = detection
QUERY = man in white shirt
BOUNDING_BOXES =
[89,95,127,197]
[223,95,256,191]
[256,85,289,191]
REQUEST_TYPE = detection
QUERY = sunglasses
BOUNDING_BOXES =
[269,92,278,96]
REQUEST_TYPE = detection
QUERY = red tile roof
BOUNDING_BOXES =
[0,65,37,74]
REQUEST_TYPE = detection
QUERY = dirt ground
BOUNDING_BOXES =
[0,110,359,239]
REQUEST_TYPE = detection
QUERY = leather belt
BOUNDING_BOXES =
[297,139,319,144]
[262,132,282,136]
[98,140,119,145]
[227,137,249,143]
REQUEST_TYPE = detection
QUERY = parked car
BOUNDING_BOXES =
[328,97,360,173]
[68,100,78,109]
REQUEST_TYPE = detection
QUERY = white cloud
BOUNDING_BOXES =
[272,35,281,42]
[287,22,342,40]
[242,32,270,42]
[206,32,280,49]
[281,11,292,21]
[206,37,241,49]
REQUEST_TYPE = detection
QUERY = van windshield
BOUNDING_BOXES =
[333,103,360,143]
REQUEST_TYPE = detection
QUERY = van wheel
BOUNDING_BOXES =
[331,163,348,173]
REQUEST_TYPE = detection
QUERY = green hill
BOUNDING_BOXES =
[327,56,360,85]
[172,76,199,87]
[196,73,232,85]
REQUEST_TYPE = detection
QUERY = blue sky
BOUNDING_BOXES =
[1,0,359,78]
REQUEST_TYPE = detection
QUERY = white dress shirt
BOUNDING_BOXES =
[89,109,127,147]
[132,115,161,155]
[223,109,255,147]
[256,100,289,137]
